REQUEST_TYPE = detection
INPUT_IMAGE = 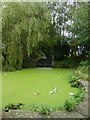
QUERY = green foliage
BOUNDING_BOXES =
[21,103,64,114]
[2,2,88,70]
[64,98,77,112]
[66,2,88,45]
[53,61,62,68]
[53,61,70,68]
[2,2,51,71]
[74,90,85,103]
[2,64,16,72]
[30,104,52,115]
[4,103,23,112]
[39,105,52,115]
[74,60,88,80]
[69,73,84,88]
[49,2,88,61]
[53,40,70,61]
[79,60,88,66]
[64,89,85,111]
[53,56,80,68]
[68,74,78,84]
[77,66,88,74]
[2,55,5,66]
[71,80,83,88]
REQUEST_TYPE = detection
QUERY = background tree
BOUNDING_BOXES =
[2,2,51,70]
[2,2,89,70]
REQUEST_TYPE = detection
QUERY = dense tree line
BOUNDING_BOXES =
[47,2,89,68]
[2,2,89,71]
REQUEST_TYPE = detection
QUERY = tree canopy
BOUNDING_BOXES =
[2,2,51,70]
[2,2,89,71]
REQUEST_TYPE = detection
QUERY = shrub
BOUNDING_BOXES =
[77,66,88,74]
[79,60,88,66]
[2,64,16,71]
[73,60,89,80]
[71,80,83,88]
[64,90,85,111]
[68,73,84,88]
[53,61,63,68]
[53,56,80,68]
[74,90,85,103]
[53,60,73,68]
[30,104,52,115]
[4,103,23,112]
[64,98,77,111]
[69,75,78,84]
[39,105,52,115]
[75,65,88,80]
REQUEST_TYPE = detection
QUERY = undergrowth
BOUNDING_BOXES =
[64,89,85,111]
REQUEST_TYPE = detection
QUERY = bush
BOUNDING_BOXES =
[68,73,84,88]
[71,80,83,88]
[64,98,77,111]
[2,64,16,71]
[64,89,85,112]
[69,74,78,84]
[39,105,52,115]
[53,56,80,68]
[4,103,23,112]
[79,60,88,66]
[74,90,85,103]
[77,66,88,74]
[75,65,88,80]
[53,61,70,68]
[30,104,52,115]
[53,61,63,68]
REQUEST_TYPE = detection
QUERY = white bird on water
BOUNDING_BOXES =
[49,86,57,95]
[53,86,57,92]
[49,91,53,95]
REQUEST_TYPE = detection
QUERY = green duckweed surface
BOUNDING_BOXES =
[2,68,79,109]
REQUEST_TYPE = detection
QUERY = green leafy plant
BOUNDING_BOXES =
[4,103,23,112]
[39,105,52,115]
[30,104,52,115]
[74,90,85,103]
[79,60,88,66]
[71,80,83,88]
[68,73,84,88]
[69,75,78,84]
[64,89,85,111]
[64,98,77,112]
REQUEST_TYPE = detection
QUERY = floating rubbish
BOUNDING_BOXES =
[69,92,74,96]
[33,92,40,96]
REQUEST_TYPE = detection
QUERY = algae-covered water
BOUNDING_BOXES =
[2,68,79,109]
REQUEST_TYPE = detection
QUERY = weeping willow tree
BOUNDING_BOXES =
[2,2,51,71]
